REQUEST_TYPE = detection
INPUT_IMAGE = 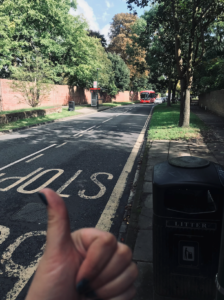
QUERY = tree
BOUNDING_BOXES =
[138,7,178,106]
[108,13,149,90]
[88,30,107,48]
[127,0,224,127]
[0,0,110,89]
[10,51,56,107]
[107,53,130,91]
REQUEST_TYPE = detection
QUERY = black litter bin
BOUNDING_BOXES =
[68,101,75,111]
[153,156,224,300]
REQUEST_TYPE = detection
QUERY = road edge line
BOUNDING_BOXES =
[95,107,153,232]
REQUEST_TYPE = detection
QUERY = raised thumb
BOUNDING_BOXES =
[38,188,72,253]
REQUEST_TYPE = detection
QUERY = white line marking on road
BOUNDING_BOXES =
[102,118,113,123]
[17,169,64,194]
[0,168,43,192]
[78,173,113,199]
[96,126,101,128]
[0,225,10,246]
[56,170,83,197]
[2,231,46,300]
[96,110,152,232]
[56,142,67,148]
[0,144,56,171]
[26,154,44,163]
[0,173,5,177]
[73,125,96,137]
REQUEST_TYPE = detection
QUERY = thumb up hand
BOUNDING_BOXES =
[25,189,138,300]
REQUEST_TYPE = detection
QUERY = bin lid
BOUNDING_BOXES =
[169,156,210,168]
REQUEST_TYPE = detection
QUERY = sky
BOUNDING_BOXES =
[70,0,148,43]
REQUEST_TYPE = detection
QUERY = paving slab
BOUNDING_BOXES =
[134,262,154,300]
[133,230,153,262]
[144,166,153,182]
[144,194,153,209]
[143,182,152,193]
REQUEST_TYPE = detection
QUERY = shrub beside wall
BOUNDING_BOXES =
[0,107,62,124]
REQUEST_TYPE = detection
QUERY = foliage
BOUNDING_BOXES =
[0,0,114,91]
[88,30,107,48]
[108,13,149,91]
[107,53,130,91]
[10,51,56,107]
[127,0,224,126]
[0,108,81,131]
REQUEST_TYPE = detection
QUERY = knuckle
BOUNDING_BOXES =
[101,232,117,248]
[118,244,132,262]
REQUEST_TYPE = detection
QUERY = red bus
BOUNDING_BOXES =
[140,90,156,103]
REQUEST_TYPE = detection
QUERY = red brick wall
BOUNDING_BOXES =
[0,79,92,111]
[0,79,139,111]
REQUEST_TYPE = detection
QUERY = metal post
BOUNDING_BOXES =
[216,205,224,299]
[97,68,99,110]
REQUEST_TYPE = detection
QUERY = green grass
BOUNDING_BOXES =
[149,103,206,140]
[1,106,85,115]
[0,108,81,131]
[0,106,60,115]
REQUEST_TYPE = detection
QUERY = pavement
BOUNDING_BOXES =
[130,105,224,300]
[0,103,153,300]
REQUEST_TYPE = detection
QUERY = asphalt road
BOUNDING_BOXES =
[0,103,153,300]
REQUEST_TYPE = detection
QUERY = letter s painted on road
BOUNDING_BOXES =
[78,172,113,200]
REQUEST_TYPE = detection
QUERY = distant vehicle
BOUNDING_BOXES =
[154,98,163,104]
[140,90,156,104]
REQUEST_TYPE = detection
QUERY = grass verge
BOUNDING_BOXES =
[0,108,81,131]
[1,106,84,115]
[149,103,206,140]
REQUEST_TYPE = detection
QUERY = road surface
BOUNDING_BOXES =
[0,103,153,300]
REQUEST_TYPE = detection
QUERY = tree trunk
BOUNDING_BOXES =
[172,80,178,103]
[182,88,191,127]
[167,78,172,107]
[179,77,186,126]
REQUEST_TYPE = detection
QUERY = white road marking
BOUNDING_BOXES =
[96,110,152,231]
[0,226,10,275]
[1,231,46,300]
[0,225,10,245]
[0,173,5,177]
[17,169,64,194]
[26,154,44,163]
[0,168,43,192]
[102,118,113,123]
[73,125,96,137]
[0,144,56,171]
[78,172,113,199]
[56,170,83,197]
[56,142,67,148]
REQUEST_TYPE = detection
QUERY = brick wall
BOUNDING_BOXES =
[0,79,140,111]
[199,90,224,118]
[0,79,92,111]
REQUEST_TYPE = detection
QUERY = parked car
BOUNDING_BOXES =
[154,98,163,104]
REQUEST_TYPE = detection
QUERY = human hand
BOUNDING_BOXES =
[25,188,138,300]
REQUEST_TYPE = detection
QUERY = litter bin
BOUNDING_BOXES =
[68,101,75,111]
[153,156,224,300]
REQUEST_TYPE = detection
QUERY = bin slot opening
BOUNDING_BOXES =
[164,188,216,214]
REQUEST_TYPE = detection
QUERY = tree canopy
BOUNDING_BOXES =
[126,0,224,126]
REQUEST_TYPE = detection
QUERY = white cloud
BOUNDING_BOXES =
[70,0,99,31]
[102,11,110,22]
[105,0,114,8]
[100,24,111,44]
